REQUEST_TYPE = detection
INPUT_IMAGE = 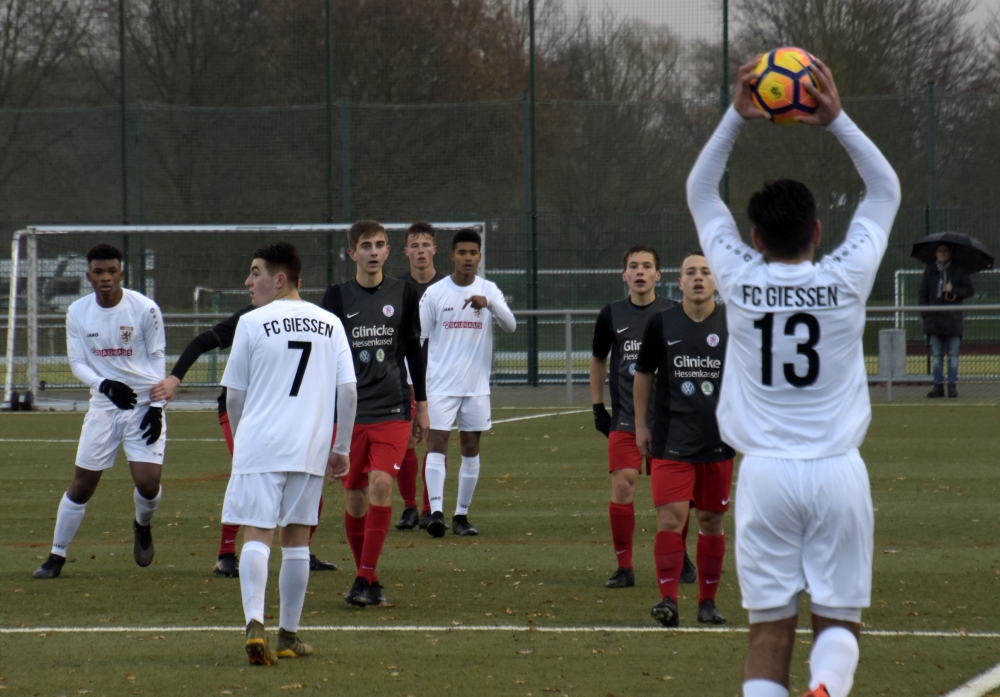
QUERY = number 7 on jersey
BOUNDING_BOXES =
[287,341,312,396]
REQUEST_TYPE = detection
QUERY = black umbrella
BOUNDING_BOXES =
[910,231,995,273]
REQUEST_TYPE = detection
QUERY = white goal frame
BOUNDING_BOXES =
[4,222,485,402]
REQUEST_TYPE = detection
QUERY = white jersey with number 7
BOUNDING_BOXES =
[688,107,901,459]
[221,299,355,476]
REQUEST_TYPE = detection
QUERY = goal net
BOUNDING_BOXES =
[3,222,485,403]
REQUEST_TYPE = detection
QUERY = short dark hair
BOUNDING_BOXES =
[680,249,705,264]
[87,244,123,264]
[253,242,301,285]
[622,245,659,271]
[405,221,436,244]
[747,180,816,260]
[348,220,387,249]
[452,228,481,250]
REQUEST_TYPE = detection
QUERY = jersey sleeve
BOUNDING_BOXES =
[687,107,761,302]
[591,305,614,358]
[419,288,436,343]
[334,324,356,386]
[66,310,104,390]
[486,282,516,333]
[635,312,664,373]
[819,111,901,299]
[220,319,251,392]
[211,304,253,350]
[321,285,344,320]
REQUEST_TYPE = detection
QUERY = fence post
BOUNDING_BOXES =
[720,0,730,204]
[118,0,128,225]
[565,313,573,404]
[325,0,334,285]
[927,81,936,234]
[27,234,38,399]
[526,1,539,387]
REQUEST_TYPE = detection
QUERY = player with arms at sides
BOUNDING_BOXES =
[633,251,734,627]
[589,245,681,590]
[34,244,167,579]
[394,221,447,531]
[688,57,900,697]
[150,299,339,578]
[322,220,430,607]
[221,243,356,665]
[420,228,516,537]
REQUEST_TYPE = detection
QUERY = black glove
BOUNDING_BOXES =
[593,403,611,437]
[139,406,163,446]
[99,379,137,410]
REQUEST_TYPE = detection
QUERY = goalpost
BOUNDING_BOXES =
[3,222,485,403]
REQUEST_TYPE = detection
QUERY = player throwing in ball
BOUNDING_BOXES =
[34,244,167,579]
[688,57,900,697]
[633,251,733,627]
[221,243,356,665]
[420,228,516,537]
[322,220,430,607]
[589,245,676,590]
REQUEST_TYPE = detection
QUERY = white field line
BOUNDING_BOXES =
[0,410,588,443]
[944,662,1000,697]
[3,624,1000,637]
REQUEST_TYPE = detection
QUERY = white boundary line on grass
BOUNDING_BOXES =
[2,624,1000,637]
[944,663,1000,697]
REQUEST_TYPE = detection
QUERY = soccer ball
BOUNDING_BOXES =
[749,47,821,125]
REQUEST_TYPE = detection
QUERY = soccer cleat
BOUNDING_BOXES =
[604,567,635,589]
[418,511,432,530]
[697,599,726,624]
[800,686,830,697]
[309,554,338,571]
[33,554,66,579]
[213,553,240,578]
[368,581,389,606]
[275,628,313,658]
[927,384,945,398]
[396,506,420,530]
[651,596,679,628]
[426,511,447,538]
[344,576,372,607]
[133,520,154,567]
[451,515,478,536]
[948,384,958,398]
[245,619,278,666]
[680,551,697,584]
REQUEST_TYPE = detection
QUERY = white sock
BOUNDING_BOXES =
[279,546,310,633]
[455,455,481,516]
[425,452,447,514]
[743,679,788,697]
[133,486,162,526]
[52,493,88,557]
[240,540,271,626]
[809,626,859,697]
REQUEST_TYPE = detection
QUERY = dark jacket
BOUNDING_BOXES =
[918,262,974,337]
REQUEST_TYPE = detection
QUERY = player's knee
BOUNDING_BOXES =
[611,481,635,504]
[696,510,725,535]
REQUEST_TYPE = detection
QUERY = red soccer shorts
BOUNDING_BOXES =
[608,430,650,475]
[650,457,734,512]
[342,420,412,491]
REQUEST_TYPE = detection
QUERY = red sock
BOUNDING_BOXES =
[608,501,635,570]
[219,524,239,557]
[397,448,418,509]
[421,452,445,515]
[358,504,392,583]
[309,495,325,544]
[654,530,686,602]
[697,533,726,604]
[219,411,234,456]
[344,511,366,570]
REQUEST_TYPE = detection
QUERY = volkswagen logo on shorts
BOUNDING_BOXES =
[707,333,720,347]
[681,380,696,396]
[628,362,637,375]
[701,381,714,396]
[383,304,395,317]
[359,350,371,363]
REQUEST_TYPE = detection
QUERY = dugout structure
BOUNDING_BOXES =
[3,223,485,402]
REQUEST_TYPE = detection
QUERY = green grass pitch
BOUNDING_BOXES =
[1,404,999,696]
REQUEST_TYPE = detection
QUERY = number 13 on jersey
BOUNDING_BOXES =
[753,312,820,388]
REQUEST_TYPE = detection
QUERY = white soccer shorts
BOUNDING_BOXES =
[428,394,492,432]
[735,449,874,615]
[75,406,166,471]
[222,472,323,529]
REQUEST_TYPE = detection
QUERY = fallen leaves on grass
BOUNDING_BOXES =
[280,684,307,690]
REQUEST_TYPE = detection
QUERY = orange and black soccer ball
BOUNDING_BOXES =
[750,48,822,125]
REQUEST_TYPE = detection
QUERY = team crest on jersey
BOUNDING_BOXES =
[382,305,395,317]
[628,362,637,376]
[706,333,720,347]
[701,381,714,396]
[681,380,696,396]
[473,307,483,317]
[119,326,134,345]
[359,350,371,363]
[376,349,385,363]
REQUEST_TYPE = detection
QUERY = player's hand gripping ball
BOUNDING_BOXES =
[750,47,822,125]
